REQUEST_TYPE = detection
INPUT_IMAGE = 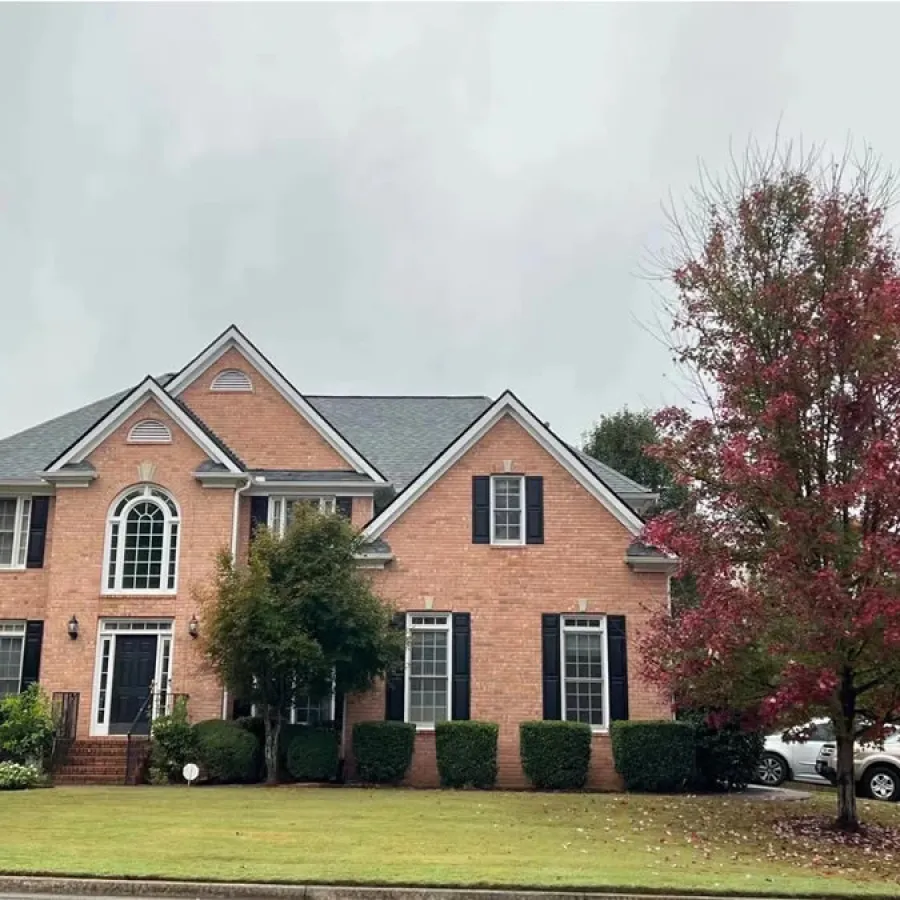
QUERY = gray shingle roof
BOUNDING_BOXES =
[307,396,493,491]
[569,447,652,496]
[249,469,377,484]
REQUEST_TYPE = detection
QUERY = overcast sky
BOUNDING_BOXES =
[2,3,900,447]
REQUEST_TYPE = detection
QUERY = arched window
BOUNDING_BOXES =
[210,369,253,392]
[104,485,180,593]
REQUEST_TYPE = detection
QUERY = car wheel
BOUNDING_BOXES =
[864,766,900,802]
[757,752,788,787]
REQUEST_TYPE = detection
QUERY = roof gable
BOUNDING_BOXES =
[45,378,243,474]
[362,390,645,541]
[165,326,386,482]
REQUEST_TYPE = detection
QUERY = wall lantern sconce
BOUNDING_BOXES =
[188,614,199,639]
[67,615,79,640]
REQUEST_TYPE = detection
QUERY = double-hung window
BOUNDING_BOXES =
[0,497,31,569]
[269,497,336,539]
[491,475,524,545]
[0,621,25,697]
[406,613,451,726]
[562,616,608,728]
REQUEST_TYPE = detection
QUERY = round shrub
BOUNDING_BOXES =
[520,721,592,790]
[435,721,498,789]
[286,728,339,782]
[149,697,196,784]
[611,720,695,792]
[0,761,40,790]
[682,710,765,792]
[193,719,260,784]
[0,685,55,767]
[352,721,415,784]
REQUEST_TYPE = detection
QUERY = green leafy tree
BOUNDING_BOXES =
[203,506,405,783]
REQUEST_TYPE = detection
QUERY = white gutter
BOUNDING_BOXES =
[222,474,254,719]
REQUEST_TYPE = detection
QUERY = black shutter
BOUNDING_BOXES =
[607,615,629,722]
[249,497,269,541]
[26,497,50,569]
[451,613,471,721]
[541,613,562,720]
[525,476,544,544]
[472,476,490,544]
[384,612,406,721]
[19,621,44,692]
[336,497,353,520]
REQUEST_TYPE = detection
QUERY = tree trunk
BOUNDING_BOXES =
[835,675,858,832]
[835,732,858,831]
[263,707,281,785]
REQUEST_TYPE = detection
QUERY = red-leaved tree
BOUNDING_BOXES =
[642,144,900,830]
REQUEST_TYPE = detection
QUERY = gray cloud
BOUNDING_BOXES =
[2,3,900,445]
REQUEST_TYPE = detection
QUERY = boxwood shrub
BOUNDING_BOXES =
[193,719,260,784]
[611,720,695,792]
[435,721,498,789]
[520,721,592,790]
[286,727,340,782]
[352,721,415,784]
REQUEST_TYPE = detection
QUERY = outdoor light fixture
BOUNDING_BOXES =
[67,615,79,640]
[188,614,199,639]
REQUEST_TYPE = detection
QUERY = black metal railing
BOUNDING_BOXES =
[50,691,79,771]
[124,690,189,785]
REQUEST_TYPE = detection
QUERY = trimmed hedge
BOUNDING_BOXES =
[435,721,498,789]
[286,728,340,782]
[352,721,416,784]
[193,719,260,784]
[682,711,765,792]
[520,721,592,790]
[611,720,695,792]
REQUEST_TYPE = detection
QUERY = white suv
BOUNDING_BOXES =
[757,719,835,786]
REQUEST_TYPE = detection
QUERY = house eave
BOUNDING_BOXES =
[0,479,55,495]
[41,471,96,488]
[194,471,251,489]
[625,555,680,574]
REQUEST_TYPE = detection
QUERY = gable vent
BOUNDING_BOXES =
[127,419,172,444]
[211,369,253,392]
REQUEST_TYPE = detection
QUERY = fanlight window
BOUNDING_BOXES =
[105,486,180,593]
[210,369,252,392]
[127,420,172,444]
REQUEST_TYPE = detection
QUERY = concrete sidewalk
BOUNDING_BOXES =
[0,876,843,900]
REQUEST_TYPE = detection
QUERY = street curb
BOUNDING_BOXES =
[0,877,840,900]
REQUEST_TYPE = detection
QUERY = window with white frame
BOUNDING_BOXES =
[0,621,25,698]
[269,496,336,538]
[290,693,335,725]
[406,613,451,726]
[562,616,608,728]
[491,475,524,545]
[0,497,31,569]
[104,486,180,593]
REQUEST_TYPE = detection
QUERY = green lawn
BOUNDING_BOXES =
[2,787,899,897]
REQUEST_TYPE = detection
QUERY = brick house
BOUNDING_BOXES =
[0,326,675,787]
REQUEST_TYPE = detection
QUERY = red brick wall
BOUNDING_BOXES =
[345,413,670,789]
[38,399,233,735]
[179,347,351,471]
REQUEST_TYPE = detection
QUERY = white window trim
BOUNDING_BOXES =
[102,485,180,596]
[0,496,31,571]
[561,614,610,733]
[0,620,26,697]
[268,495,336,538]
[404,612,452,731]
[490,474,525,546]
[90,618,175,737]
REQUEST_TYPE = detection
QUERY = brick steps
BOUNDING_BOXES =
[54,739,150,786]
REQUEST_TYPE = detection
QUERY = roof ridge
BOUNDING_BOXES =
[308,394,493,400]
[169,395,246,469]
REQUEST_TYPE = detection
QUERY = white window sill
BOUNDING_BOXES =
[101,590,178,598]
[0,565,27,573]
[489,542,526,549]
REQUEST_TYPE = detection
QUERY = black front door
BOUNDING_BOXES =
[109,635,158,735]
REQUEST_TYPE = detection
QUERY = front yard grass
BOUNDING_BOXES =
[1,786,899,897]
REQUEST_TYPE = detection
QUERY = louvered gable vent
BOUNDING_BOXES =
[211,369,253,392]
[127,419,172,444]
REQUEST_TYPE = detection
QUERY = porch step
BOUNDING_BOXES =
[54,739,150,785]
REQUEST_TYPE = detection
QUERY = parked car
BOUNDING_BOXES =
[815,731,900,802]
[757,719,835,786]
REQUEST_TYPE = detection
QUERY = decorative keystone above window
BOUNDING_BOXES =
[127,420,172,444]
[210,369,253,392]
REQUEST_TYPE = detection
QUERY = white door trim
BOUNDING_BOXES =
[90,618,175,737]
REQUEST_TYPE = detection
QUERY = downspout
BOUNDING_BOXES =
[221,474,254,719]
